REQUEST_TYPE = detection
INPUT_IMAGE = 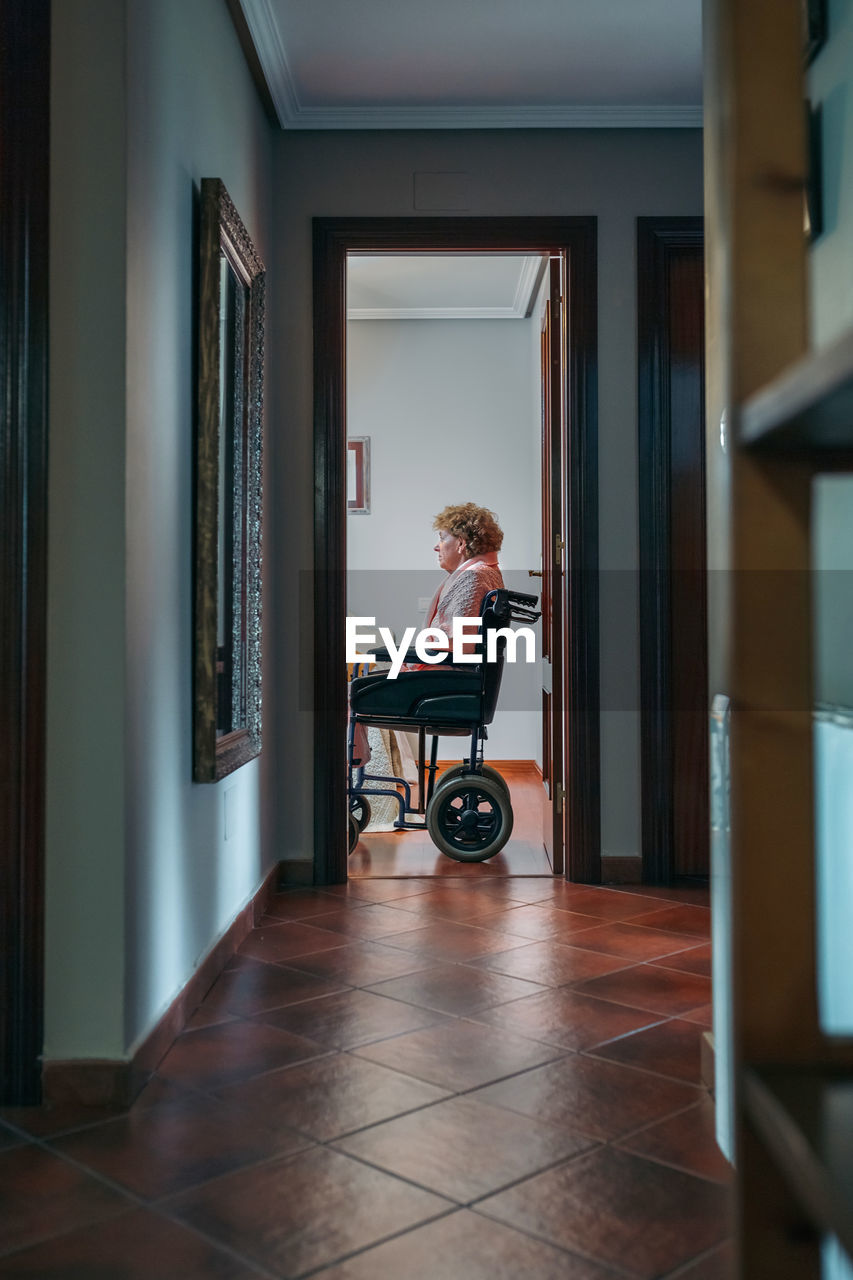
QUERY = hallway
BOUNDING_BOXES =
[0,878,731,1278]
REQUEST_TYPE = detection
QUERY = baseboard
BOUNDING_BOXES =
[438,758,541,778]
[278,859,316,886]
[41,1059,152,1110]
[42,861,281,1109]
[600,856,643,884]
[701,1030,715,1092]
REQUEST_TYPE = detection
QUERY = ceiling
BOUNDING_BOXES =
[236,0,703,131]
[347,254,547,319]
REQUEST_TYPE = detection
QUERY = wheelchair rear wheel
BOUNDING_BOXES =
[347,810,361,854]
[426,774,513,862]
[349,795,372,832]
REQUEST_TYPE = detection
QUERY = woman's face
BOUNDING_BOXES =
[434,528,466,573]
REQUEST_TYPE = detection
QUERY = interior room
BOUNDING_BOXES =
[345,251,549,876]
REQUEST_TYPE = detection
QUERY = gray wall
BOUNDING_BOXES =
[267,128,703,865]
[47,0,274,1059]
[48,0,129,1058]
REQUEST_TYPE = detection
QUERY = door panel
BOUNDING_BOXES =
[638,219,708,882]
[668,247,709,876]
[541,257,566,875]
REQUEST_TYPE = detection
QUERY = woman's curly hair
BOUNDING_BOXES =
[433,503,503,556]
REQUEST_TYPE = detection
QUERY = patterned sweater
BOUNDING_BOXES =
[433,563,505,636]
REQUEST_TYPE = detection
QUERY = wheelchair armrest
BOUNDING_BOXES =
[369,647,417,665]
[369,647,451,665]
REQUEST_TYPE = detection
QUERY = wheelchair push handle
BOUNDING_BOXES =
[506,588,539,608]
[483,587,542,625]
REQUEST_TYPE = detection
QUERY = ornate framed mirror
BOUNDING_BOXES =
[193,179,264,782]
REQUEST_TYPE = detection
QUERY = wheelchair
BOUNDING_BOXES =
[347,587,540,863]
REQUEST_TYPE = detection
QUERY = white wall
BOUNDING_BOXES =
[345,315,541,760]
[268,128,704,865]
[47,0,274,1060]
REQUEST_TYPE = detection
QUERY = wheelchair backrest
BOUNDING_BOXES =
[479,588,540,725]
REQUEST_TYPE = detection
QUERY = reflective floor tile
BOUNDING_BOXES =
[0,1208,259,1278]
[310,1208,622,1280]
[471,1054,701,1142]
[574,964,711,1017]
[335,1092,594,1202]
[477,1146,731,1278]
[155,1019,327,1091]
[165,1144,451,1279]
[49,1091,312,1199]
[252,988,442,1049]
[352,1018,564,1092]
[215,1052,450,1142]
[365,962,548,1016]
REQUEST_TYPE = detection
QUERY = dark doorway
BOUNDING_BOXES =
[313,217,600,886]
[638,217,709,882]
[1,0,50,1103]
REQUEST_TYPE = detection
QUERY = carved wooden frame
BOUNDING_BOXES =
[194,178,264,782]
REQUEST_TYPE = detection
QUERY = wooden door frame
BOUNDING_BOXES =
[1,0,50,1103]
[637,216,706,883]
[313,216,599,885]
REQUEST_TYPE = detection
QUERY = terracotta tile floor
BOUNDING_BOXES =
[0,878,732,1278]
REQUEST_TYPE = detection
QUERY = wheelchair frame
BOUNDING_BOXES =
[347,588,540,861]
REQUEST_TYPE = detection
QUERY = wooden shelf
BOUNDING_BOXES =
[743,1066,853,1260]
[740,327,853,452]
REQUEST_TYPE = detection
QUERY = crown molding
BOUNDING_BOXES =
[347,255,545,319]
[513,255,547,316]
[277,103,703,130]
[237,2,702,132]
[239,0,301,122]
[347,306,530,320]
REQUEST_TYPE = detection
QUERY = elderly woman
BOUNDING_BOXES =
[419,502,505,661]
[352,504,504,831]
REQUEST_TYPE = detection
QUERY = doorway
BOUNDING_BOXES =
[1,0,49,1105]
[345,250,549,876]
[637,217,708,881]
[312,218,600,886]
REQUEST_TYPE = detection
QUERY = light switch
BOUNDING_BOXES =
[224,786,236,841]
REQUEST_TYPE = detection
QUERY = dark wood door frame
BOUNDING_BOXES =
[313,216,600,884]
[637,216,706,883]
[1,0,50,1103]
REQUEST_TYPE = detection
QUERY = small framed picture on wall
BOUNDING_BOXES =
[347,436,370,513]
